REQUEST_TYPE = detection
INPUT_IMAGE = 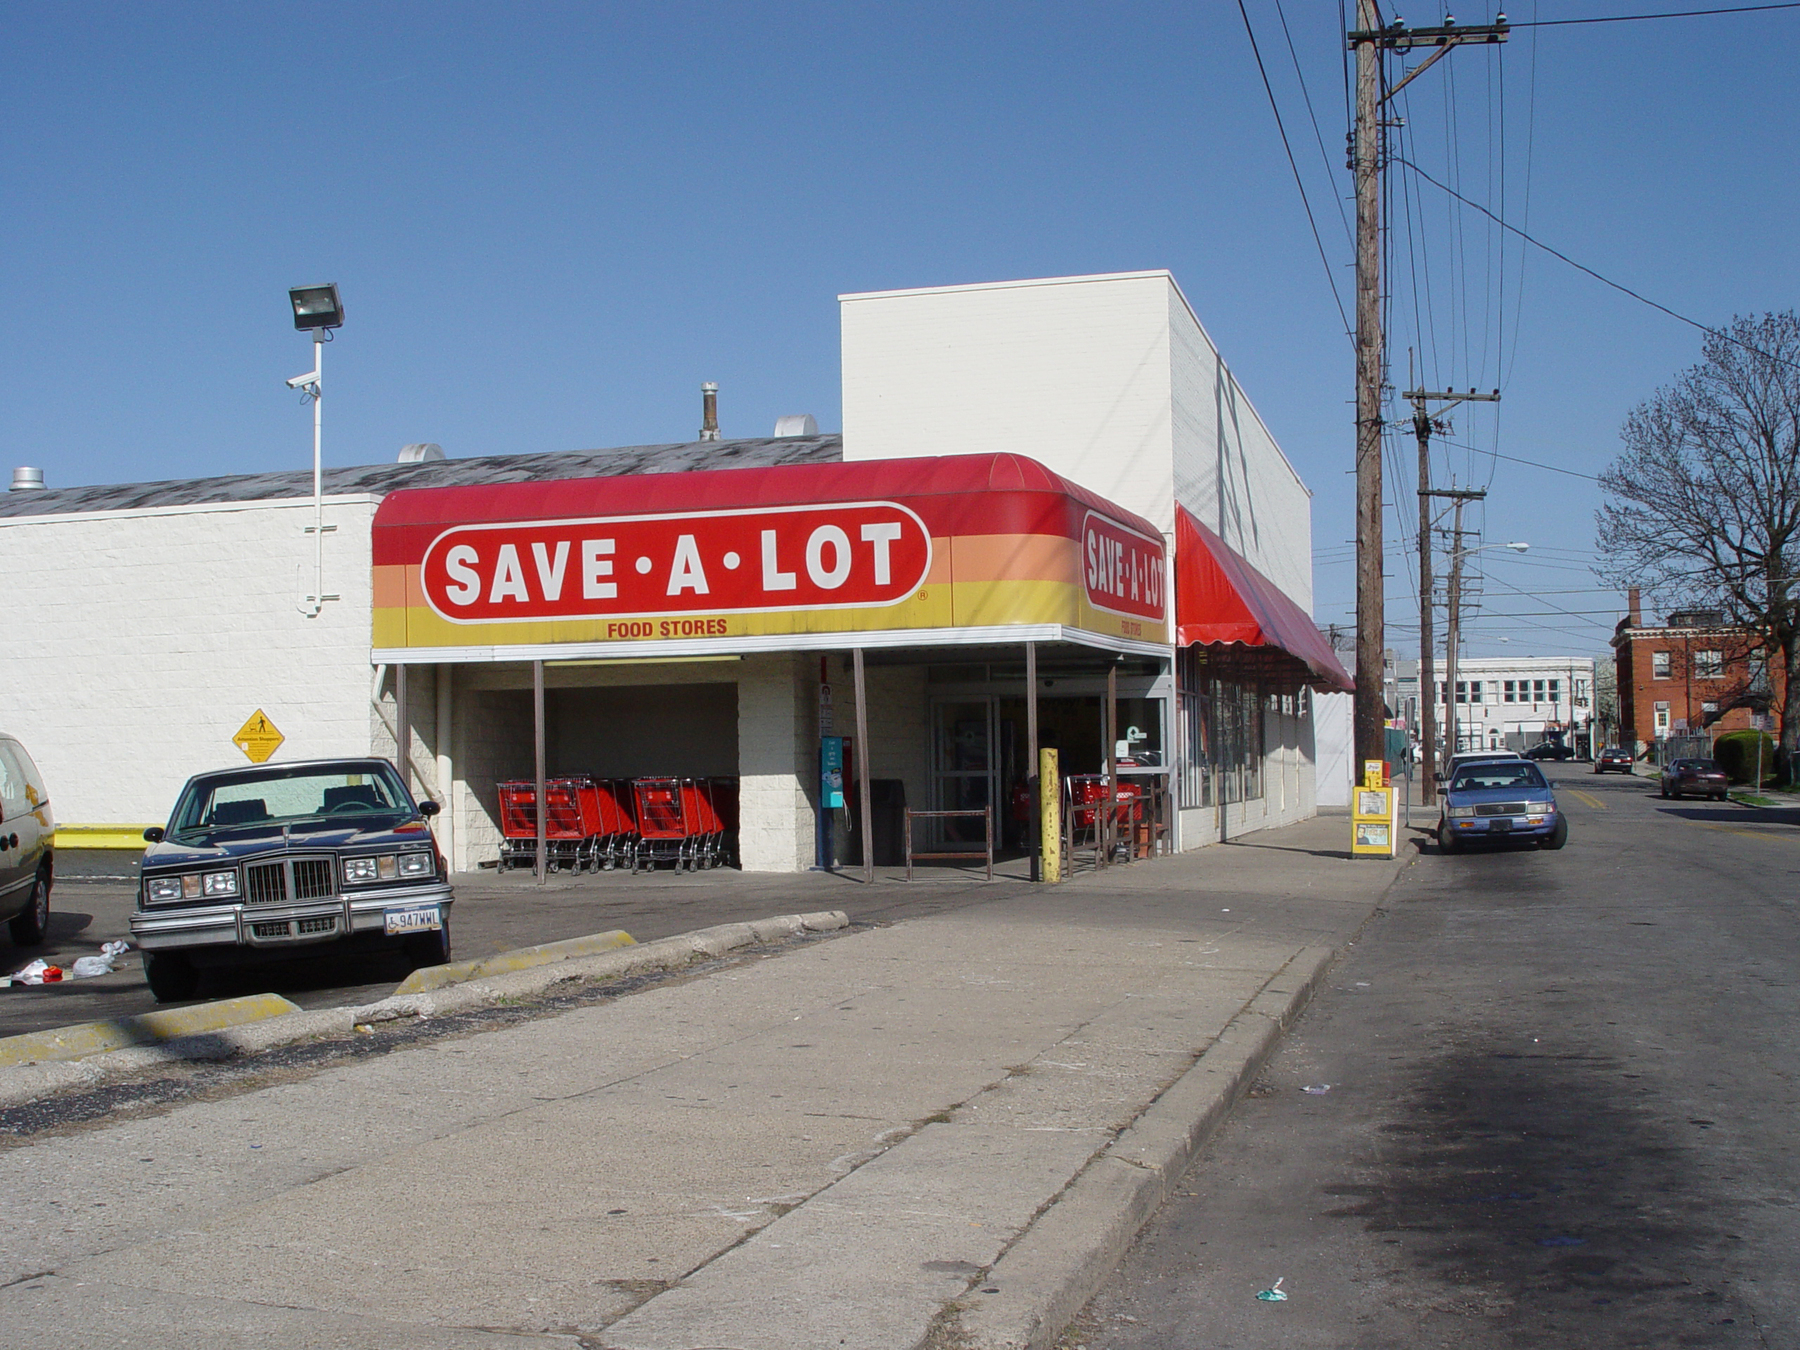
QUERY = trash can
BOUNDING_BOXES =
[849,779,907,867]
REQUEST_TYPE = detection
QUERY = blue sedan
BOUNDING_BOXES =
[1437,759,1569,853]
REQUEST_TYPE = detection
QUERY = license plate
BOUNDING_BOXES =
[384,904,442,935]
[1488,819,1513,833]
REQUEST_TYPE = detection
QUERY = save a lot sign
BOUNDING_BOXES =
[371,454,1167,653]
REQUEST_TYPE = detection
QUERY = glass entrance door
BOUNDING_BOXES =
[931,697,997,846]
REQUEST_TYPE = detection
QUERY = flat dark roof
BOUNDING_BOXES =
[0,435,843,519]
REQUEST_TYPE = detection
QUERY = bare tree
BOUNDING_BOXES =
[1597,312,1800,769]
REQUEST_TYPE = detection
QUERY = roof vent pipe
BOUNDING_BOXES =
[699,382,721,442]
[398,442,446,463]
[773,414,818,438]
[10,467,44,492]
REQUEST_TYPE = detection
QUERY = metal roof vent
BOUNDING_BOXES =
[699,382,721,442]
[10,467,45,492]
[773,414,818,438]
[398,443,445,463]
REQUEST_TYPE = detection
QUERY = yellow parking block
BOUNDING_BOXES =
[0,992,302,1068]
[394,928,637,994]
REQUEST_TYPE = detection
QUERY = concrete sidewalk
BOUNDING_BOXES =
[0,813,1410,1350]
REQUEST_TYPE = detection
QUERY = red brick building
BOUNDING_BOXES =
[1612,588,1777,750]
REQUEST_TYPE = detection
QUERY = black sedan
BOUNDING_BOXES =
[132,758,453,1001]
[1660,757,1730,802]
[1524,742,1575,761]
[1594,747,1635,774]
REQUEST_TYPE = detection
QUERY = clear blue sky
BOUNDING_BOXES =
[3,2,1795,659]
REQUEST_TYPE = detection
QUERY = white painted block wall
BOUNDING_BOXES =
[0,496,378,825]
[737,654,817,872]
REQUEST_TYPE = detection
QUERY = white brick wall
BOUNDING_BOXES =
[1168,289,1314,610]
[737,654,816,872]
[842,273,1176,539]
[0,496,378,825]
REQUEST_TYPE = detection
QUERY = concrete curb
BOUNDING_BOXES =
[395,928,637,994]
[0,993,304,1069]
[0,910,849,1112]
[946,942,1340,1350]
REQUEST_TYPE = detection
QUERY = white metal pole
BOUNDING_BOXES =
[311,332,324,613]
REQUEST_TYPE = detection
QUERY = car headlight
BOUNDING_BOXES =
[146,876,185,902]
[1447,806,1475,819]
[397,852,433,878]
[202,870,239,897]
[1527,801,1556,814]
[343,857,379,884]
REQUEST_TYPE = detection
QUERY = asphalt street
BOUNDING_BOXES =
[0,854,1025,1039]
[1064,765,1800,1348]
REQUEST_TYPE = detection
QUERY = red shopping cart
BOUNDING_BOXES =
[587,778,639,871]
[631,777,689,871]
[497,778,598,872]
[680,778,727,869]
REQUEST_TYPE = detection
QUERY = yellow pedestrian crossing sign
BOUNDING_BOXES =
[233,710,285,764]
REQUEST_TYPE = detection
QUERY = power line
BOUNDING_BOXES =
[1236,0,1354,342]
[1271,0,1353,248]
[1508,3,1800,26]
[1394,156,1800,367]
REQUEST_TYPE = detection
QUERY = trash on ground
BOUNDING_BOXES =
[100,940,131,959]
[1301,1083,1333,1095]
[69,955,116,979]
[1255,1277,1288,1302]
[9,960,64,985]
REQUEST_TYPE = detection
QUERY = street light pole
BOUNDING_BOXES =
[287,283,344,618]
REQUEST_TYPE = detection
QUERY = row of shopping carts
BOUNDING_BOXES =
[496,777,735,873]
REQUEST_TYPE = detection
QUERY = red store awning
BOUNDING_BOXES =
[1175,506,1352,692]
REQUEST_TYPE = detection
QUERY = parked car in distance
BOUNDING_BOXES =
[1438,758,1567,853]
[1594,747,1635,774]
[132,758,452,1002]
[0,733,54,945]
[1660,757,1730,802]
[1524,742,1575,761]
[1436,751,1527,783]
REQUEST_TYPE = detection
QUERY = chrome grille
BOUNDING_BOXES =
[293,859,335,900]
[243,857,336,905]
[245,861,287,905]
[1475,802,1529,817]
[296,915,337,935]
[251,920,291,939]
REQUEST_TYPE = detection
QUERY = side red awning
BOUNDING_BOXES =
[1175,506,1353,692]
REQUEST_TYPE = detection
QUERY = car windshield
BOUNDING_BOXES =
[1448,762,1549,792]
[169,764,411,835]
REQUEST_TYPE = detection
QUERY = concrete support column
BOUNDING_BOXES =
[436,664,455,869]
[738,653,816,872]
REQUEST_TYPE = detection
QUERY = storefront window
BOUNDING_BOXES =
[1175,651,1273,809]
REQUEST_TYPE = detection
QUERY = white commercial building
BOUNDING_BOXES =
[1394,655,1597,755]
[1,271,1345,871]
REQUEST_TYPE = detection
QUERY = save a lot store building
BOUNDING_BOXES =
[1,271,1349,872]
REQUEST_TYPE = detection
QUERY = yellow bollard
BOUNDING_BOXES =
[1039,747,1061,883]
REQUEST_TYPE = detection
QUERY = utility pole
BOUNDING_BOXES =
[1350,0,1386,773]
[1441,489,1487,759]
[1347,10,1508,775]
[1405,386,1500,802]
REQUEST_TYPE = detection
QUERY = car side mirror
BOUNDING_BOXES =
[143,826,165,843]
[418,799,441,817]
[1432,772,1444,784]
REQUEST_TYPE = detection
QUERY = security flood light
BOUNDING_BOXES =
[289,283,344,331]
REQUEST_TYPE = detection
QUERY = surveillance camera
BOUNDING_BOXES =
[286,371,318,390]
